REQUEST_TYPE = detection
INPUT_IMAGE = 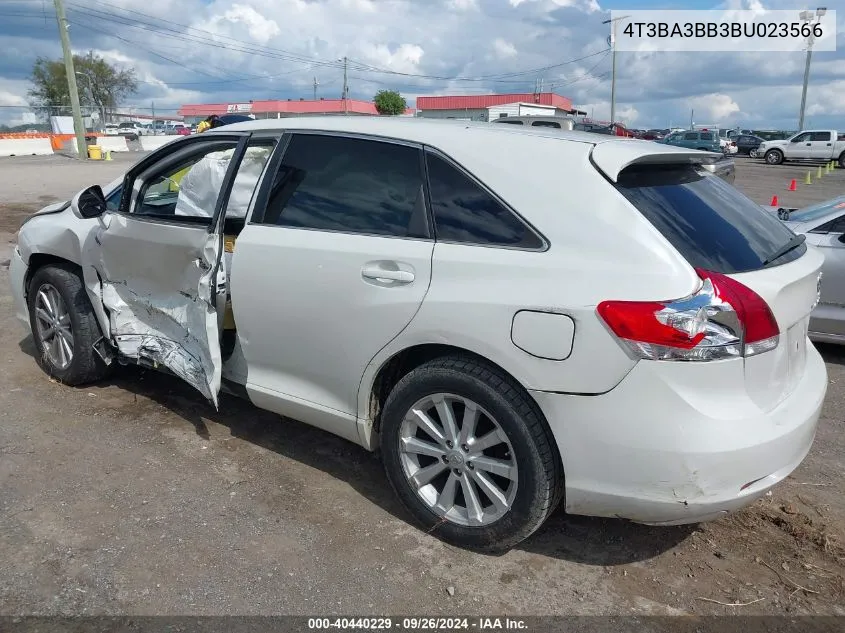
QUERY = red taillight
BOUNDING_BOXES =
[597,269,780,361]
[596,301,705,350]
[696,269,779,354]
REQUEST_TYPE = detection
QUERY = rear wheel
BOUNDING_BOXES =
[839,154,845,169]
[380,356,563,552]
[28,264,113,385]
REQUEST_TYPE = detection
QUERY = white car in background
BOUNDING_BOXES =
[8,118,827,551]
[103,124,120,136]
[117,122,146,137]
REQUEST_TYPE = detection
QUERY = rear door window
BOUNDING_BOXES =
[683,133,698,140]
[615,165,804,273]
[257,133,428,239]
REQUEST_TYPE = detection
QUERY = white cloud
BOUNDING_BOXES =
[0,90,26,107]
[0,0,843,129]
[220,4,281,44]
[493,38,517,59]
[688,93,741,121]
[448,0,478,9]
[615,104,638,124]
[359,43,424,73]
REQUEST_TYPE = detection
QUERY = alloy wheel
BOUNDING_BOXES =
[33,283,74,370]
[398,393,518,527]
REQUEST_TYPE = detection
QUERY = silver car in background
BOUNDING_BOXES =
[778,196,845,344]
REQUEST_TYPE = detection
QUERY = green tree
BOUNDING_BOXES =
[373,90,407,116]
[27,51,138,123]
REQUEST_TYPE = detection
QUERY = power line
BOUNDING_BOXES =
[64,1,611,85]
[66,3,352,72]
[345,49,610,82]
[9,0,615,99]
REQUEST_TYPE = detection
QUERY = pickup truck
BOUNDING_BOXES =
[758,130,845,167]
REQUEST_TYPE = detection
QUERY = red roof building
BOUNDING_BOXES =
[416,92,573,112]
[178,98,415,122]
[414,92,579,123]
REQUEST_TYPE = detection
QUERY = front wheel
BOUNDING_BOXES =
[28,264,113,385]
[765,150,783,165]
[380,356,564,552]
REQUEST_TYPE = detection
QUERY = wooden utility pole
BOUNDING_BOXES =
[342,57,348,115]
[53,0,87,158]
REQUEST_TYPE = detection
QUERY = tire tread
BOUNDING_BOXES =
[381,354,564,551]
[29,263,112,385]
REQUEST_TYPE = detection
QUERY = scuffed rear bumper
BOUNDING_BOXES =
[532,339,826,525]
[9,245,31,334]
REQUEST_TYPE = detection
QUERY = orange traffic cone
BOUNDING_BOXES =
[788,179,797,191]
[770,195,778,206]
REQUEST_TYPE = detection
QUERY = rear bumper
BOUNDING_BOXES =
[532,339,827,524]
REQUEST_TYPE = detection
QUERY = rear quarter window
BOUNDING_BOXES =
[615,165,805,273]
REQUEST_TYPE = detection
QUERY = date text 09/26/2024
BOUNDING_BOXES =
[307,618,528,630]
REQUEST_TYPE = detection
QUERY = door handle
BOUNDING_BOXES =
[361,264,415,285]
[827,143,832,146]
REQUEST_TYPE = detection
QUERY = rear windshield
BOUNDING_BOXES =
[615,165,805,273]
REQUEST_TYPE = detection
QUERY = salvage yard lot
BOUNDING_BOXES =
[1,152,844,617]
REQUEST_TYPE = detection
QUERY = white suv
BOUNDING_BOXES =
[117,121,145,136]
[8,118,827,551]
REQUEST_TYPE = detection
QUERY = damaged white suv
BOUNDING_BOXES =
[9,117,827,551]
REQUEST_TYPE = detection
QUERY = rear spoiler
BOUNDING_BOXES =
[591,141,724,183]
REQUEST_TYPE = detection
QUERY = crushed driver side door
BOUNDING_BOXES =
[86,133,251,406]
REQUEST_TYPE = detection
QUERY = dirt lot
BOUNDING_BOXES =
[1,154,844,618]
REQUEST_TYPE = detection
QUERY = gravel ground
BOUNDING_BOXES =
[0,153,844,619]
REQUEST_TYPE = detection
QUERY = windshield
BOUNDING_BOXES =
[616,164,804,273]
[788,196,845,224]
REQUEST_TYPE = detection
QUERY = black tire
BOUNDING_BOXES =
[765,149,783,165]
[839,154,845,169]
[380,356,564,552]
[28,264,113,385]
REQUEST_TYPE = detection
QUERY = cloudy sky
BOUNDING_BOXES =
[0,0,843,129]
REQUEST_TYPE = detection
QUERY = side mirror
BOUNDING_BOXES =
[77,185,107,219]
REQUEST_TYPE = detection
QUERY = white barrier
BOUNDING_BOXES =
[61,137,79,153]
[140,135,181,152]
[97,136,131,152]
[0,137,55,157]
